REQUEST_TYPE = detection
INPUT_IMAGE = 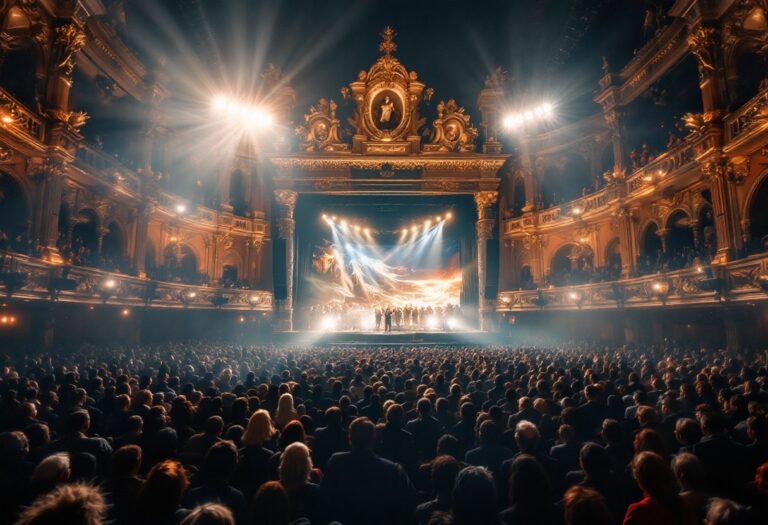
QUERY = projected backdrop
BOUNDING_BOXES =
[307,218,462,307]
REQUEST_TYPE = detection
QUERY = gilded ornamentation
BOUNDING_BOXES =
[296,98,349,152]
[423,99,478,153]
[48,109,89,130]
[276,218,295,240]
[687,26,717,79]
[55,24,86,78]
[274,190,298,218]
[270,157,506,172]
[476,220,494,240]
[474,190,499,211]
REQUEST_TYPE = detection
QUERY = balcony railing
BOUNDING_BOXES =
[0,87,45,142]
[74,144,143,195]
[497,254,768,311]
[0,252,273,311]
[724,88,768,142]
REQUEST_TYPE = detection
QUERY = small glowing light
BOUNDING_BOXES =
[175,204,187,214]
[696,265,704,273]
[1,115,13,124]
[354,225,361,232]
[121,309,130,317]
[411,225,418,232]
[341,220,348,228]
[572,207,583,216]
[436,216,442,221]
[102,279,116,289]
[652,282,664,292]
[643,175,653,182]
[331,215,337,221]
[447,317,458,330]
[401,228,408,235]
[426,316,439,329]
[1,316,7,324]
[446,212,453,219]
[322,213,328,220]
[187,291,197,299]
[425,220,432,228]
[239,315,245,323]
[364,228,370,235]
[568,292,580,300]
[541,102,554,114]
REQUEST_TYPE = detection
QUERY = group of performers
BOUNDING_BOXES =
[307,302,462,332]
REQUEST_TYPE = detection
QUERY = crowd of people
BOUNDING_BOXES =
[306,304,463,332]
[0,342,766,525]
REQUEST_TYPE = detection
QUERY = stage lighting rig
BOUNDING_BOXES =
[502,102,555,132]
[211,95,273,131]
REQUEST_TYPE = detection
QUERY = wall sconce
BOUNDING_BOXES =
[651,280,669,303]
[180,290,197,306]
[99,278,118,303]
[568,289,585,308]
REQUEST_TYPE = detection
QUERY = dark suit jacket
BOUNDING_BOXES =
[312,425,348,469]
[465,444,515,473]
[405,416,443,461]
[321,449,416,525]
[693,434,747,497]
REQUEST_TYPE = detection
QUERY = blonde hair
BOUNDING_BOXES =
[180,503,234,525]
[279,442,312,491]
[16,483,106,525]
[242,409,277,446]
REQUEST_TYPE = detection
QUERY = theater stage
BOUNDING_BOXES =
[271,330,497,346]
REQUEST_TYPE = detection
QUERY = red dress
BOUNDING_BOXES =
[623,496,695,525]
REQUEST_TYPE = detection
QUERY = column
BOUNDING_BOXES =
[476,70,507,154]
[656,228,670,254]
[703,159,743,262]
[275,190,297,331]
[34,157,67,263]
[218,168,233,213]
[614,207,636,277]
[604,108,628,177]
[474,191,498,331]
[133,205,152,277]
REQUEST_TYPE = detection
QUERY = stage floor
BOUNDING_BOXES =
[271,330,496,346]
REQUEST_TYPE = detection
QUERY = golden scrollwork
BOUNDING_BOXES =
[687,26,717,79]
[269,157,507,172]
[296,98,349,152]
[274,189,298,209]
[423,99,478,153]
[474,190,499,211]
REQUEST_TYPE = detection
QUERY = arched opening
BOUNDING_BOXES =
[698,204,716,260]
[540,164,560,208]
[605,238,622,280]
[229,170,247,216]
[666,210,695,270]
[145,243,157,278]
[539,154,592,208]
[549,243,594,286]
[638,223,662,275]
[729,49,768,110]
[747,175,768,253]
[519,265,535,290]
[222,264,238,287]
[0,172,29,249]
[0,42,38,107]
[102,221,125,272]
[162,243,199,284]
[511,177,526,217]
[70,209,99,266]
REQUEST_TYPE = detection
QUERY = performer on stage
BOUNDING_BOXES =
[384,307,393,332]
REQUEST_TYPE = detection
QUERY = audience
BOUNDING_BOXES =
[0,342,765,525]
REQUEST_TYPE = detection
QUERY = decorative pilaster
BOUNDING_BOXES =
[702,158,743,262]
[274,190,298,330]
[612,206,636,277]
[133,205,152,277]
[474,190,497,330]
[656,228,670,254]
[476,68,508,154]
[687,25,727,115]
[35,156,68,263]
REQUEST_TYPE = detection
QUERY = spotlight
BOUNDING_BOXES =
[436,216,442,221]
[187,291,197,299]
[354,225,361,232]
[411,225,418,233]
[696,265,704,273]
[331,215,337,221]
[401,228,408,235]
[322,213,328,220]
[321,316,337,331]
[571,207,583,216]
[1,115,13,125]
[426,316,439,330]
[447,317,459,330]
[341,220,348,228]
[175,204,187,214]
[0,315,16,325]
[101,279,116,290]
[364,228,370,235]
[212,95,228,110]
[446,212,453,219]
[239,315,245,323]
[121,308,130,317]
[425,220,432,228]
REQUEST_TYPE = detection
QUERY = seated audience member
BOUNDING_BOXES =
[413,455,461,525]
[703,498,751,525]
[550,425,581,474]
[311,406,348,470]
[15,483,106,525]
[136,459,190,525]
[250,481,295,525]
[27,453,71,504]
[275,394,299,429]
[321,417,416,525]
[236,410,277,499]
[563,485,612,525]
[182,416,224,468]
[431,466,499,525]
[278,442,322,524]
[623,451,695,525]
[185,441,247,525]
[104,445,145,525]
[180,504,235,525]
[671,452,710,524]
[465,419,514,474]
[499,455,559,525]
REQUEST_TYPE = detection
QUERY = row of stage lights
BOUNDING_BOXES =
[211,95,274,130]
[322,212,453,235]
[502,102,555,131]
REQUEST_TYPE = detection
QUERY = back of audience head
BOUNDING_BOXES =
[15,483,105,525]
[563,486,612,525]
[252,481,290,525]
[349,417,376,451]
[242,409,277,447]
[279,442,312,491]
[451,466,498,525]
[180,503,235,525]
